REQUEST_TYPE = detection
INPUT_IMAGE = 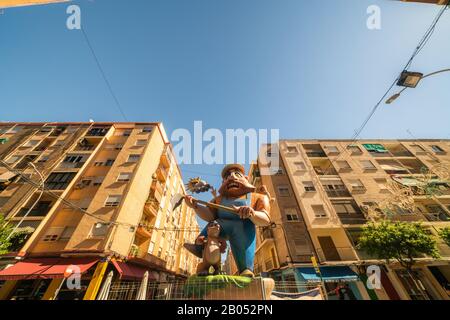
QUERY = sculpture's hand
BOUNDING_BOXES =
[232,205,255,220]
[185,195,198,209]
[195,236,206,246]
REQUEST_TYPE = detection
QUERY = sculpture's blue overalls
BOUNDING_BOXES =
[199,195,256,273]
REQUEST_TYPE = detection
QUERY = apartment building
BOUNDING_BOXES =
[0,122,199,300]
[252,139,450,300]
[397,0,448,5]
[0,0,69,9]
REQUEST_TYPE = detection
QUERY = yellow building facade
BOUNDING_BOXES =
[251,139,450,300]
[0,122,199,300]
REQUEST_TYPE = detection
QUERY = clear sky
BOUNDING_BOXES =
[1,0,450,215]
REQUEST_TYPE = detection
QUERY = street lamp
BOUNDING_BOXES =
[386,68,450,104]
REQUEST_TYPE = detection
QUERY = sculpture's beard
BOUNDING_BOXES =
[218,177,256,198]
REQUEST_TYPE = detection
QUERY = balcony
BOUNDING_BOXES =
[59,162,86,169]
[156,166,168,182]
[423,212,450,222]
[351,186,367,194]
[338,215,368,225]
[303,144,327,158]
[73,145,96,152]
[160,147,172,169]
[261,227,274,242]
[144,199,159,217]
[386,144,414,158]
[325,190,351,198]
[311,159,338,176]
[86,128,108,137]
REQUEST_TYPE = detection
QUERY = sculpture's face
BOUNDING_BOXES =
[218,169,256,198]
[207,222,221,238]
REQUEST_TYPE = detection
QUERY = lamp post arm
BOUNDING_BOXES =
[422,68,450,80]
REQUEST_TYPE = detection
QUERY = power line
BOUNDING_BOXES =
[80,27,129,121]
[319,3,450,175]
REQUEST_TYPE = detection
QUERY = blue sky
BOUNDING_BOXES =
[1,0,450,203]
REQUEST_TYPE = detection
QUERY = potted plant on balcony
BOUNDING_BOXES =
[129,244,140,259]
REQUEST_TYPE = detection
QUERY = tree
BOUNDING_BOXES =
[358,220,440,272]
[0,215,13,255]
[439,227,450,247]
[0,215,33,254]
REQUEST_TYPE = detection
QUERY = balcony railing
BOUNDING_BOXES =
[314,167,338,176]
[59,162,85,169]
[306,151,327,158]
[390,151,414,157]
[156,167,168,182]
[261,228,274,241]
[337,215,368,225]
[74,145,96,152]
[325,190,352,198]
[144,198,160,217]
[423,212,450,222]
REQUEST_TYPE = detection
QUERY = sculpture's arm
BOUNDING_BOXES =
[185,195,216,222]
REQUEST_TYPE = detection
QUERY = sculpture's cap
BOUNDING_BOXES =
[221,164,246,179]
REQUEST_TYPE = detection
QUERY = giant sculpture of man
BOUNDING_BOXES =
[184,164,272,277]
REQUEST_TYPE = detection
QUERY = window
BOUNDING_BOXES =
[285,208,299,221]
[122,130,132,137]
[63,155,85,163]
[45,172,76,190]
[90,223,109,238]
[127,155,140,163]
[348,179,365,192]
[105,159,115,166]
[87,128,108,136]
[360,160,376,171]
[93,176,104,186]
[105,195,122,207]
[324,146,339,154]
[294,161,306,171]
[347,145,362,154]
[411,144,426,153]
[59,227,75,241]
[287,146,298,154]
[23,140,40,148]
[336,160,351,171]
[332,201,359,215]
[42,227,64,242]
[117,172,132,182]
[157,247,163,258]
[5,155,21,164]
[136,140,147,147]
[431,145,445,154]
[149,241,155,253]
[277,186,290,197]
[375,178,389,193]
[274,168,284,176]
[142,127,153,133]
[37,155,49,163]
[312,205,327,218]
[303,181,316,192]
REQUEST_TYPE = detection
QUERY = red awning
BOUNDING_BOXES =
[0,258,99,281]
[112,260,155,281]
